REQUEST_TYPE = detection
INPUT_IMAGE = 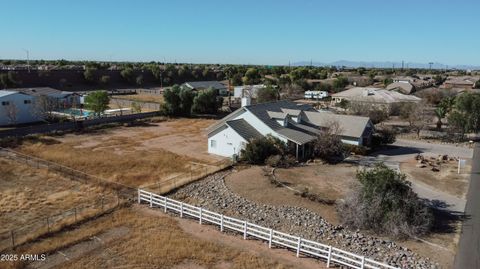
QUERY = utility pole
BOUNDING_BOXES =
[401,60,404,71]
[23,49,30,73]
[429,62,434,71]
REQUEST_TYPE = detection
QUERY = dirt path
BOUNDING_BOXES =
[28,226,130,269]
[140,207,327,269]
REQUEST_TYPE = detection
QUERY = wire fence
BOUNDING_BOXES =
[0,195,120,252]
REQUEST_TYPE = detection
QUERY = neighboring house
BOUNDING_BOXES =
[11,87,79,108]
[442,77,479,90]
[233,84,266,99]
[331,87,421,111]
[0,87,78,126]
[182,81,228,96]
[0,90,39,125]
[386,82,414,94]
[206,100,373,159]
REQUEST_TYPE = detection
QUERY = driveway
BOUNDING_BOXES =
[454,144,480,269]
[349,139,473,213]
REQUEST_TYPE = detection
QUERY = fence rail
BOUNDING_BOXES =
[138,189,399,269]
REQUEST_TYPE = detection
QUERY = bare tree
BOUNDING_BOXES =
[32,95,57,121]
[4,102,19,125]
[400,101,431,138]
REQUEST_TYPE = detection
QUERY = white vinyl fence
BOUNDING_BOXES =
[138,189,399,269]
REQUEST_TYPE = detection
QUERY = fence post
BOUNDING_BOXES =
[180,203,184,218]
[243,221,247,240]
[327,246,332,268]
[296,237,301,257]
[10,230,15,248]
[269,229,273,248]
[149,192,153,207]
[138,190,141,204]
[164,196,167,213]
[220,215,224,232]
[199,208,202,224]
[360,256,365,269]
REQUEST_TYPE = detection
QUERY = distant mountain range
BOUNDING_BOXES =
[291,60,480,70]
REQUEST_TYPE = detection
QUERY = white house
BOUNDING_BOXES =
[207,100,373,159]
[0,90,39,125]
[182,81,228,96]
[0,87,78,126]
[233,84,266,99]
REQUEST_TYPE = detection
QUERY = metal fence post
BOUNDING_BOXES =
[164,196,167,213]
[243,221,247,239]
[327,246,332,268]
[180,203,183,218]
[199,208,202,224]
[149,192,153,207]
[296,237,301,257]
[269,229,273,248]
[220,215,224,232]
[10,230,15,248]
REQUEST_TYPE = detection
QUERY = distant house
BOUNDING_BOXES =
[206,100,373,159]
[182,81,228,96]
[233,84,266,99]
[0,90,39,125]
[442,77,479,90]
[386,82,415,94]
[331,87,421,110]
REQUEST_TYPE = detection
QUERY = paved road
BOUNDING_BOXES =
[454,144,480,269]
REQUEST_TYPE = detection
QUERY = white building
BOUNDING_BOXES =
[233,84,267,99]
[304,90,329,99]
[0,91,39,125]
[207,100,373,159]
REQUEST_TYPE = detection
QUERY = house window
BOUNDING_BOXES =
[210,140,217,148]
[24,100,32,104]
[1,101,10,106]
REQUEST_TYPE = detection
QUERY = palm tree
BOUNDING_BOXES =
[434,107,447,130]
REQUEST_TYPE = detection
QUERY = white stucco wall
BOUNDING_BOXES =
[0,93,40,126]
[208,125,247,157]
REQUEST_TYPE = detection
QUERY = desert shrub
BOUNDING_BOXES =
[313,133,346,163]
[241,135,286,164]
[371,127,396,147]
[343,144,368,155]
[337,164,433,238]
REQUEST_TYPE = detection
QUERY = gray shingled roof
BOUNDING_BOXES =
[183,81,226,90]
[226,119,263,141]
[303,111,371,138]
[7,87,74,98]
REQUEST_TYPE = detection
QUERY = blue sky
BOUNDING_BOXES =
[2,0,479,66]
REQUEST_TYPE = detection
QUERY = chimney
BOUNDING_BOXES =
[241,96,251,107]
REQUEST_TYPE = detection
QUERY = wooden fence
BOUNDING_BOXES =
[138,189,399,269]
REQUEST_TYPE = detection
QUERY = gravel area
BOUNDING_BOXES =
[169,170,439,269]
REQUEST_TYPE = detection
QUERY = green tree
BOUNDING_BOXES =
[192,88,222,114]
[338,164,433,238]
[256,86,279,103]
[383,78,393,86]
[162,85,194,116]
[452,93,480,133]
[333,76,349,90]
[84,91,110,116]
[475,80,480,89]
[434,106,446,130]
[100,75,110,86]
[83,67,96,82]
[243,68,261,85]
[136,75,144,86]
[241,135,286,164]
[120,67,135,83]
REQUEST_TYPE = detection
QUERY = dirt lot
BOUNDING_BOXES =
[400,157,471,198]
[3,206,325,269]
[113,93,164,103]
[0,158,116,234]
[13,118,225,188]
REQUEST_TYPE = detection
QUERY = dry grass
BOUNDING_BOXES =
[0,158,116,234]
[5,207,292,269]
[13,118,224,188]
[113,94,164,103]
